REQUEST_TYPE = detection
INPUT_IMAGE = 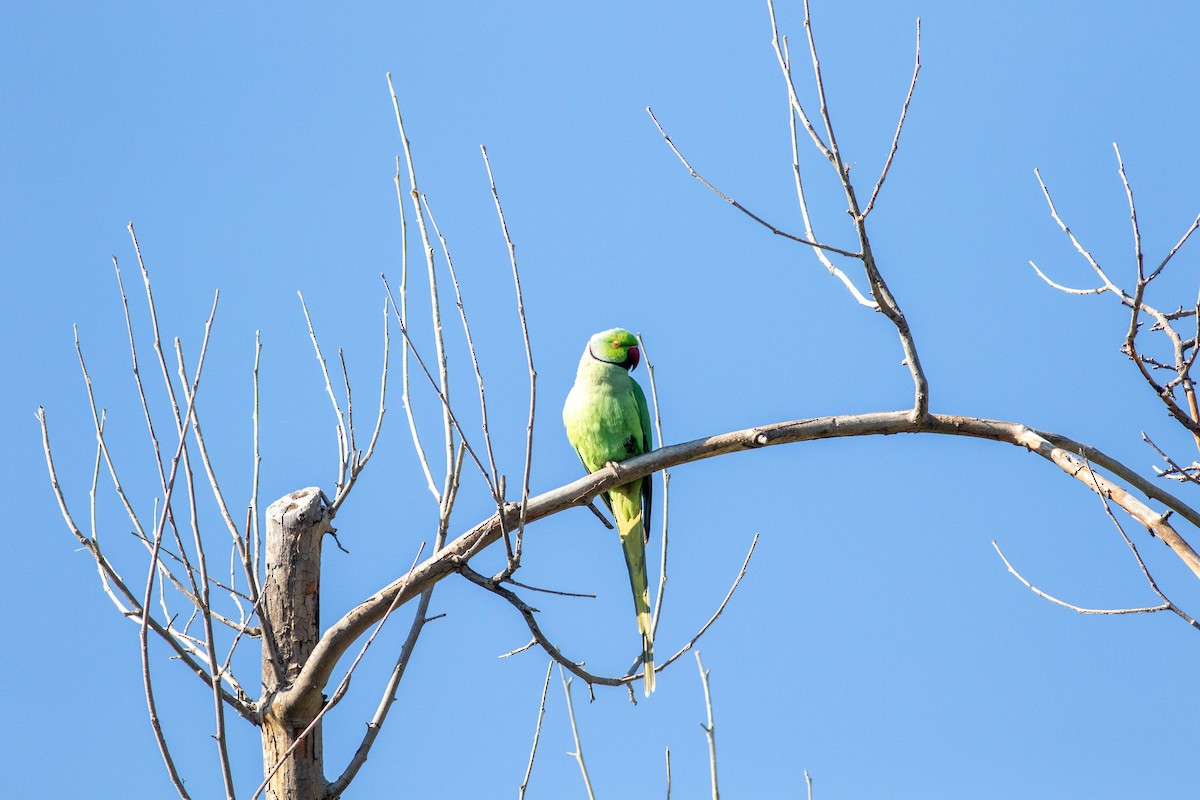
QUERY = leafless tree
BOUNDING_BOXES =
[40,1,1200,798]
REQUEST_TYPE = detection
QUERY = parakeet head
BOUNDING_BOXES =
[587,328,640,371]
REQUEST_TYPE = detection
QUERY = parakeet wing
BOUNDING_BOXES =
[632,378,653,539]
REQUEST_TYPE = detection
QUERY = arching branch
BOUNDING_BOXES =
[290,410,1200,701]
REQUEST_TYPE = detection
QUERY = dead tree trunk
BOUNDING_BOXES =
[260,487,330,800]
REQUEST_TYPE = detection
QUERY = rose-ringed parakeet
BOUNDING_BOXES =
[562,328,656,695]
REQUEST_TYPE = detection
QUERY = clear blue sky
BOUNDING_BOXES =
[6,2,1200,798]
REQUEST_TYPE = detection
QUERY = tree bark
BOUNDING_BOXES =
[260,487,330,800]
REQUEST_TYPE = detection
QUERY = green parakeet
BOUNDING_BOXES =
[562,328,656,695]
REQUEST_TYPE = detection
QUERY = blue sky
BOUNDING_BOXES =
[6,2,1200,797]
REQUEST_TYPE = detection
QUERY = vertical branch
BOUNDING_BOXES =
[1115,143,1148,360]
[387,72,455,488]
[112,256,172,519]
[767,0,833,161]
[392,161,440,501]
[420,194,501,497]
[794,0,929,416]
[88,411,127,609]
[248,331,283,682]
[173,334,236,800]
[357,300,391,471]
[481,145,538,577]
[696,652,720,800]
[779,38,875,308]
[327,301,391,516]
[249,331,263,578]
[518,661,554,800]
[560,667,597,800]
[137,294,219,800]
[1114,143,1145,290]
[298,293,349,495]
[801,0,845,175]
[860,18,921,220]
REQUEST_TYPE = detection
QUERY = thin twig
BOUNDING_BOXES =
[172,331,236,800]
[1149,208,1200,281]
[561,667,597,800]
[387,72,456,489]
[482,145,538,581]
[658,535,758,671]
[518,661,554,800]
[861,17,921,220]
[112,255,184,572]
[298,293,350,497]
[88,411,129,611]
[137,293,219,800]
[767,0,833,161]
[326,548,439,797]
[802,0,844,175]
[991,541,1167,616]
[779,36,877,309]
[1034,169,1123,295]
[1082,462,1200,629]
[329,300,391,515]
[499,639,538,659]
[696,652,720,800]
[39,407,255,718]
[646,106,858,259]
[380,275,495,489]
[504,577,596,599]
[421,193,501,497]
[1145,432,1200,486]
[391,158,440,501]
[1028,261,1107,295]
[249,330,262,579]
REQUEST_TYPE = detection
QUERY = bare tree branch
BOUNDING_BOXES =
[387,72,456,491]
[645,106,860,260]
[172,333,237,799]
[776,36,878,310]
[560,667,597,800]
[482,145,538,581]
[861,18,921,220]
[391,159,439,502]
[655,535,758,673]
[421,194,501,497]
[294,410,1200,701]
[696,652,719,800]
[138,292,219,800]
[992,541,1169,616]
[518,660,554,800]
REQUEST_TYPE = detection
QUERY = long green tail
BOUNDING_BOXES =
[612,482,655,696]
